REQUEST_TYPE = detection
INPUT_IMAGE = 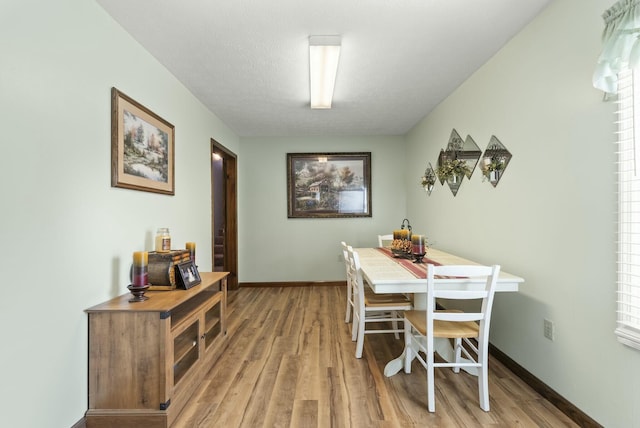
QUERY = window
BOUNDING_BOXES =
[616,68,640,350]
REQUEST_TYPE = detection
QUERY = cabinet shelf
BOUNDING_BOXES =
[174,345,199,385]
[86,272,228,428]
[174,321,199,365]
[171,289,218,330]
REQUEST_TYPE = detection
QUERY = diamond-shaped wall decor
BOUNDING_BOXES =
[460,135,482,178]
[422,163,436,195]
[481,135,512,187]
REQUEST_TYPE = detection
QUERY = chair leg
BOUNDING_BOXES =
[392,311,400,339]
[478,366,490,411]
[345,284,352,323]
[478,346,490,411]
[351,311,358,342]
[427,345,436,412]
[355,314,365,358]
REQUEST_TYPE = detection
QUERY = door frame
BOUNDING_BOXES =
[211,139,238,290]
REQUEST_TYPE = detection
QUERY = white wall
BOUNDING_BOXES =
[405,0,637,425]
[238,136,406,282]
[0,0,239,426]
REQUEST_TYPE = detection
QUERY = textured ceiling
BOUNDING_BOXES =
[96,0,552,137]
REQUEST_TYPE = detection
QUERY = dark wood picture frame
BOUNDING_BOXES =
[175,260,201,290]
[111,87,175,195]
[287,152,372,218]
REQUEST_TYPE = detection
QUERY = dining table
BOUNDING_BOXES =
[354,247,524,377]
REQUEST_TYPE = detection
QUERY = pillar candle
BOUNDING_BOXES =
[411,235,425,254]
[132,251,148,286]
[186,242,196,262]
[393,229,402,240]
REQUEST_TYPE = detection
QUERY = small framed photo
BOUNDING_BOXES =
[175,261,201,289]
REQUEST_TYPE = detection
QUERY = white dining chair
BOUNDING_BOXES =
[377,234,393,247]
[347,246,412,358]
[403,263,500,412]
[341,241,356,324]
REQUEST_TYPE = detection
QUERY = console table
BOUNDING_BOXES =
[85,271,228,428]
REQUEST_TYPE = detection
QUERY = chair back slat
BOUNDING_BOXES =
[433,312,484,322]
[434,290,488,300]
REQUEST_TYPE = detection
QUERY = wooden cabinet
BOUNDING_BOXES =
[85,272,228,428]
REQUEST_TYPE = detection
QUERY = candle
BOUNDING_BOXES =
[393,230,402,240]
[411,235,426,254]
[132,251,148,286]
[186,242,196,262]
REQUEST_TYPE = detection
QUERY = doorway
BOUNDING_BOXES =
[211,139,238,290]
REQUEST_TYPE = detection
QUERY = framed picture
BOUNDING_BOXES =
[111,87,175,195]
[287,152,372,218]
[175,260,201,290]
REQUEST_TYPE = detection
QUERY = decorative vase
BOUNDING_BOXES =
[447,174,463,185]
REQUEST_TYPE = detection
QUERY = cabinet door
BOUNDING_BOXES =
[173,317,200,386]
[203,295,222,349]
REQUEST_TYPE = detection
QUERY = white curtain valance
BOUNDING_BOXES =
[593,0,640,94]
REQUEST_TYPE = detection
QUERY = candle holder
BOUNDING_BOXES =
[411,234,427,263]
[400,218,412,239]
[127,284,150,302]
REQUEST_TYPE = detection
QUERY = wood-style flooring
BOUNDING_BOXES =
[173,285,578,427]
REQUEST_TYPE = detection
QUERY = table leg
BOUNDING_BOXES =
[384,350,406,377]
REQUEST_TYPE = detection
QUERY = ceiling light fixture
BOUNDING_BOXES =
[309,35,341,109]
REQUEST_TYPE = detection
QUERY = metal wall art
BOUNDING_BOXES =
[480,136,512,187]
[421,163,436,195]
[422,130,511,196]
[435,129,480,196]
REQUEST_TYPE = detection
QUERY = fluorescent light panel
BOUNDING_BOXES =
[309,35,341,109]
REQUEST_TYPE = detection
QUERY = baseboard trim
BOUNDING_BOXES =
[239,281,345,287]
[489,343,602,428]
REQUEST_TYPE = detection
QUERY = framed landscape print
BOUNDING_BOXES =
[111,87,175,195]
[287,152,372,218]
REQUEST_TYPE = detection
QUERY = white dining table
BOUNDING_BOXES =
[354,247,524,377]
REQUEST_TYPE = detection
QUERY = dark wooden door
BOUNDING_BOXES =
[211,139,238,290]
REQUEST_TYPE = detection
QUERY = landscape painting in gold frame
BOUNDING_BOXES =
[111,87,175,195]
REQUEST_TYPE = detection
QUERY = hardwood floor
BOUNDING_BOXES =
[173,285,579,427]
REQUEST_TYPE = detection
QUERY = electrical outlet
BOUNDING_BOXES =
[543,318,555,341]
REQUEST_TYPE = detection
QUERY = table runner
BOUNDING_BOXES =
[375,247,441,278]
